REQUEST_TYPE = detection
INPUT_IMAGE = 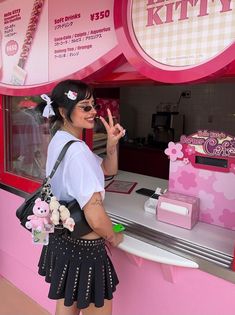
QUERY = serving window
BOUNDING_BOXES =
[0,94,50,193]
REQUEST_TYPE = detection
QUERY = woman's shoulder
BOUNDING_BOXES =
[49,130,89,157]
[49,131,82,147]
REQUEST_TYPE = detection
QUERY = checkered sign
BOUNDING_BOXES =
[131,0,235,67]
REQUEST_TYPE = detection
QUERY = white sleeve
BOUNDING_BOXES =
[64,150,105,209]
[94,153,103,165]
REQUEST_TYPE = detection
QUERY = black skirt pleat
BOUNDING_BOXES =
[38,234,119,309]
[93,259,105,307]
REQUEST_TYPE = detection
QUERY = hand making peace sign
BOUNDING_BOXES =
[99,108,126,147]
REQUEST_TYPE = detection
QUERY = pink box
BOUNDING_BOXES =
[157,191,200,229]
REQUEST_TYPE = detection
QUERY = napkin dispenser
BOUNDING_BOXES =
[157,191,200,229]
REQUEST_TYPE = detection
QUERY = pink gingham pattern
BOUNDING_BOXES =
[131,0,235,66]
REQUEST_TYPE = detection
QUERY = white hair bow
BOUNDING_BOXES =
[41,94,55,118]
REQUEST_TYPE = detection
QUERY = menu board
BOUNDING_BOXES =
[1,0,235,88]
[48,0,117,81]
[0,0,118,88]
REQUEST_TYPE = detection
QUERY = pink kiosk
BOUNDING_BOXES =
[159,130,235,231]
[1,1,235,315]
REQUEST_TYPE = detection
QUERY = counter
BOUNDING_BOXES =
[118,234,198,268]
[104,171,235,283]
[2,172,235,315]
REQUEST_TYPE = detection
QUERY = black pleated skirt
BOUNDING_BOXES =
[38,233,119,309]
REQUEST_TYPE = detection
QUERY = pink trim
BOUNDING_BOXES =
[191,152,231,173]
[114,0,235,83]
[0,46,123,96]
[178,143,234,174]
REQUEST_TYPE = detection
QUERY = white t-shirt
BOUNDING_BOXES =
[46,130,105,208]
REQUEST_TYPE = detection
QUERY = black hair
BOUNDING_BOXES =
[36,79,93,124]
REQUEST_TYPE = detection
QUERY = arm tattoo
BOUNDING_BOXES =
[107,146,116,156]
[90,197,103,206]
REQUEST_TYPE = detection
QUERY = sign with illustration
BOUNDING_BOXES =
[133,0,234,67]
[1,0,235,91]
[0,0,119,93]
[114,0,235,83]
[165,130,235,230]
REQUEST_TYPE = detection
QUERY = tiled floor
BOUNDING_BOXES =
[0,277,51,315]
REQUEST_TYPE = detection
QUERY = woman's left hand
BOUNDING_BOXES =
[99,108,125,147]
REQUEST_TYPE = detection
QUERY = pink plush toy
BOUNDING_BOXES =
[25,198,50,232]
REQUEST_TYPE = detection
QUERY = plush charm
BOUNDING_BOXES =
[59,205,75,232]
[63,217,75,232]
[59,205,71,221]
[25,198,50,231]
[49,196,60,225]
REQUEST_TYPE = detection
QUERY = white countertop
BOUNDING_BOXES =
[118,234,198,268]
[104,171,235,268]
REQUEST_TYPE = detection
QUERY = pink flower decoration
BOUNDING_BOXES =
[213,173,235,200]
[178,171,197,190]
[219,209,235,229]
[230,163,235,174]
[185,145,196,155]
[183,158,190,165]
[164,142,184,161]
[200,212,214,224]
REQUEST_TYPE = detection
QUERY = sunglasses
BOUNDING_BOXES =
[77,104,101,112]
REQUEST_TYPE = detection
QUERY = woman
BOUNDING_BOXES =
[37,79,124,315]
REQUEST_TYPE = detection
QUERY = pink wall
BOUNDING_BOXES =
[2,188,235,315]
[111,249,235,315]
[0,189,55,314]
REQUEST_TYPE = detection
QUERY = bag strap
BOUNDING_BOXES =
[48,140,77,179]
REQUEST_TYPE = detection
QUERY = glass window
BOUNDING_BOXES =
[3,95,50,181]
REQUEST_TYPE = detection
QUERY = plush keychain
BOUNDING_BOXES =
[49,196,75,232]
[59,205,75,232]
[49,196,60,225]
[25,198,53,245]
[25,198,51,231]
